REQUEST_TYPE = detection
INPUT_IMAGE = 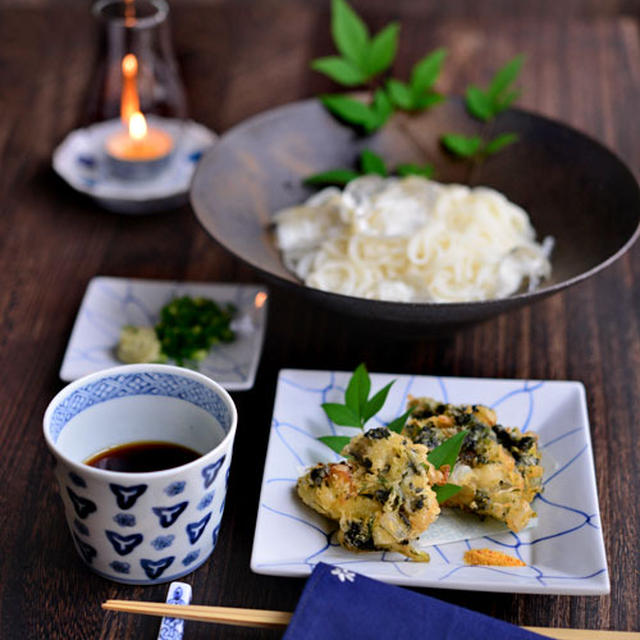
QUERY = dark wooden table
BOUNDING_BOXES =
[1,1,638,638]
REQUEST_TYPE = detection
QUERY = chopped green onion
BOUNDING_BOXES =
[154,296,236,366]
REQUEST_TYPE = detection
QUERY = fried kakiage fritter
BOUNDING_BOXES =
[403,397,543,532]
[297,428,447,561]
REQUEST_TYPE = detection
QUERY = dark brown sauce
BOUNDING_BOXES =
[84,441,201,473]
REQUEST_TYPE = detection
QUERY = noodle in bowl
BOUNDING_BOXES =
[274,176,553,303]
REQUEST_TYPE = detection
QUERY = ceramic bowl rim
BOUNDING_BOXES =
[43,363,237,481]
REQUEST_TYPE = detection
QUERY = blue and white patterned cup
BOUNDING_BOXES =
[43,364,237,585]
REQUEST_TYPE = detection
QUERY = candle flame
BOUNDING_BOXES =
[120,54,140,125]
[128,111,148,141]
[122,54,138,78]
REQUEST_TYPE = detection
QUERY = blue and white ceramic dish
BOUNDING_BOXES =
[53,117,216,214]
[251,369,609,595]
[43,364,237,585]
[59,277,268,391]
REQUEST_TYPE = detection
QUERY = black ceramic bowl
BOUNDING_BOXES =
[190,98,640,330]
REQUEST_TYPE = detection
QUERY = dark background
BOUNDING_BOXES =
[0,0,638,637]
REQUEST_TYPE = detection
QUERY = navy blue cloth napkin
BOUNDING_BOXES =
[283,563,546,640]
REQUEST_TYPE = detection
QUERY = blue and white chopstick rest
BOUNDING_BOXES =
[157,581,192,640]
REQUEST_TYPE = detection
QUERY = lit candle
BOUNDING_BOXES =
[105,53,174,179]
[106,110,173,162]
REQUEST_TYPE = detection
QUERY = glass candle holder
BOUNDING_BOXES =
[85,0,187,124]
[79,0,187,179]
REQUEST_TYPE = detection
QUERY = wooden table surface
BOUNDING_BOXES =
[0,1,639,638]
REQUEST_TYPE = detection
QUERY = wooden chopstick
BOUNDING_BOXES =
[102,600,640,639]
[102,601,292,629]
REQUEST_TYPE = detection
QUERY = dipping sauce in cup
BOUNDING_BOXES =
[43,364,237,585]
[85,441,201,473]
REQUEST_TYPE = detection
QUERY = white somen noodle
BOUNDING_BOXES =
[274,176,553,303]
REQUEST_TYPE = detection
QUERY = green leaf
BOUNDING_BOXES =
[488,54,525,100]
[322,402,362,428]
[484,132,519,155]
[368,88,394,131]
[410,48,447,93]
[496,88,521,112]
[396,163,434,178]
[360,149,387,176]
[412,91,445,110]
[318,435,353,455]
[465,56,524,121]
[427,430,468,470]
[433,483,462,503]
[304,169,360,186]
[362,381,394,423]
[441,133,483,158]
[389,57,445,113]
[321,94,378,130]
[366,22,399,76]
[331,0,369,68]
[386,79,414,110]
[465,86,493,121]
[311,56,367,86]
[345,363,370,419]
[386,407,414,434]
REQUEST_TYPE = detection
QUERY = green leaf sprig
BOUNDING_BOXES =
[313,0,446,133]
[321,89,393,134]
[425,430,467,503]
[465,55,524,121]
[441,132,519,160]
[312,0,399,86]
[318,364,466,503]
[305,149,433,187]
[309,0,523,175]
[386,49,447,112]
[320,363,399,433]
[441,56,524,161]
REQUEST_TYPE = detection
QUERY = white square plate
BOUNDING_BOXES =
[251,369,609,594]
[60,277,268,390]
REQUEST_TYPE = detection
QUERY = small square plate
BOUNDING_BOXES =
[60,277,268,390]
[251,369,609,594]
